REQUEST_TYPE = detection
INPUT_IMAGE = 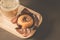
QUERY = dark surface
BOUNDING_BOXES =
[0,0,60,40]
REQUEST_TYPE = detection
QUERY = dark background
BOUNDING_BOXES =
[0,0,60,40]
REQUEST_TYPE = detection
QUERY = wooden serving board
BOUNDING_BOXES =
[0,5,42,38]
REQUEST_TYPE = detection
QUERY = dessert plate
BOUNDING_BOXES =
[0,5,42,38]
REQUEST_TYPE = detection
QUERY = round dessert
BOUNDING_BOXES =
[17,15,33,29]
